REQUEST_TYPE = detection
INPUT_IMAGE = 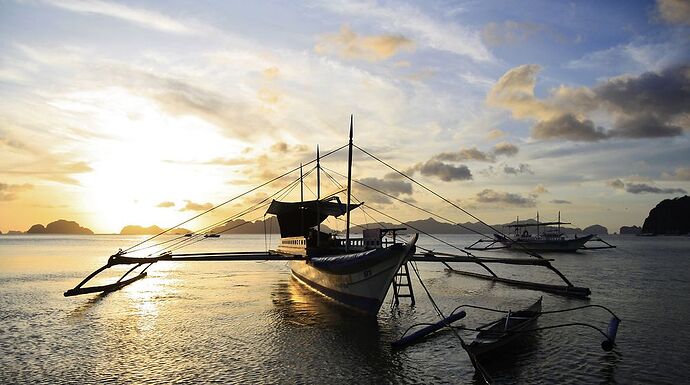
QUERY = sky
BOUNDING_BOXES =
[1,0,689,234]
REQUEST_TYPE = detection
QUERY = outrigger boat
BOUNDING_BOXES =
[268,198,417,314]
[466,297,542,358]
[64,116,418,316]
[467,213,615,252]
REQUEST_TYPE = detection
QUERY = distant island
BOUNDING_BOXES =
[641,196,690,235]
[120,225,191,235]
[620,225,642,235]
[26,219,94,235]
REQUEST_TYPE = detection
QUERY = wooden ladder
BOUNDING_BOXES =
[392,262,415,306]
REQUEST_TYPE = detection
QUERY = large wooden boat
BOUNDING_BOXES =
[269,199,417,314]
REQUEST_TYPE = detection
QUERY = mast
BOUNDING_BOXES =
[536,211,540,235]
[300,163,304,235]
[558,211,561,233]
[345,115,353,252]
[316,145,321,247]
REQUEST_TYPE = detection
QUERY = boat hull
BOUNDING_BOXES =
[495,234,594,252]
[468,297,542,357]
[290,235,417,315]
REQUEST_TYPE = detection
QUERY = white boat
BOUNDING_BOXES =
[494,213,595,252]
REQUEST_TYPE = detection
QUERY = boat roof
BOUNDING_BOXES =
[266,197,361,237]
[507,221,571,228]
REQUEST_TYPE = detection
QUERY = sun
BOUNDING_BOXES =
[60,87,249,233]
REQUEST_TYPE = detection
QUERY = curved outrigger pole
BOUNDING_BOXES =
[64,250,304,297]
[63,251,159,297]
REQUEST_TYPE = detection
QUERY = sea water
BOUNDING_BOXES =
[1,234,690,384]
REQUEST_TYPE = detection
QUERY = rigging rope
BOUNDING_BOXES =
[122,143,348,253]
[354,144,545,260]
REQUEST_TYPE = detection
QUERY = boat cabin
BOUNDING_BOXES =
[266,197,405,256]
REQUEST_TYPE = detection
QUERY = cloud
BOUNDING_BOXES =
[625,183,687,194]
[533,184,548,194]
[532,113,608,141]
[487,64,559,121]
[0,134,28,151]
[503,163,533,175]
[488,64,690,142]
[0,183,33,201]
[314,0,492,62]
[46,0,200,35]
[596,66,690,138]
[661,167,690,181]
[482,21,542,46]
[1,159,92,185]
[550,199,572,204]
[656,0,690,25]
[181,200,214,211]
[433,147,493,162]
[156,201,175,208]
[315,25,415,61]
[566,40,690,74]
[124,71,277,139]
[475,189,536,207]
[609,179,625,189]
[414,160,472,182]
[492,141,519,157]
[270,142,310,154]
[354,177,413,204]
[486,129,505,140]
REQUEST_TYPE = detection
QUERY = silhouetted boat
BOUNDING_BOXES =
[493,228,594,252]
[467,212,614,252]
[467,297,542,358]
[268,117,417,314]
[269,199,417,314]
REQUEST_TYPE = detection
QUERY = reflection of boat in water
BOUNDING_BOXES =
[467,297,542,358]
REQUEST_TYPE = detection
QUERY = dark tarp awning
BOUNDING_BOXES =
[266,197,361,237]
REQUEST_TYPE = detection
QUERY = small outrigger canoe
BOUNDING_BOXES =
[467,297,542,358]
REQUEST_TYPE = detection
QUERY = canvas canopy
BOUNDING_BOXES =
[266,197,361,237]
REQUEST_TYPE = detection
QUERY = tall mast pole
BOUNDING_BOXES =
[300,163,304,235]
[316,145,321,247]
[345,115,353,252]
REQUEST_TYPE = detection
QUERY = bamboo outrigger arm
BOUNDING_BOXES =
[411,251,591,299]
[64,250,305,297]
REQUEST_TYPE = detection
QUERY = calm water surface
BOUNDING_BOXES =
[1,234,690,384]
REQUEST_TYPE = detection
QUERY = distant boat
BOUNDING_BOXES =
[466,297,542,358]
[493,225,594,252]
[204,234,220,238]
[468,212,607,252]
